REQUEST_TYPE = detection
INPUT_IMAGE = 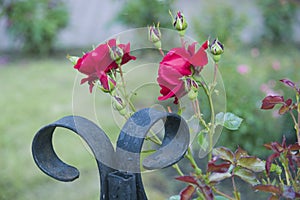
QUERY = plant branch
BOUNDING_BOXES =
[185,147,202,175]
[231,176,240,200]
[212,187,235,200]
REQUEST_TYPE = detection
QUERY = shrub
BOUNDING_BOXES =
[1,0,69,55]
[191,1,247,45]
[114,0,176,28]
[256,0,298,44]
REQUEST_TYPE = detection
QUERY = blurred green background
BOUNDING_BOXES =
[1,0,300,199]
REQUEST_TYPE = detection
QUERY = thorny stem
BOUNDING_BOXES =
[192,99,209,130]
[281,156,291,186]
[212,187,235,200]
[213,62,218,86]
[198,74,216,161]
[172,164,184,176]
[159,48,165,57]
[180,36,185,48]
[231,176,240,200]
[185,148,202,175]
[281,154,298,189]
[289,110,300,145]
[117,64,136,112]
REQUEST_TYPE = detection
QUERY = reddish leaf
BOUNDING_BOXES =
[280,79,295,88]
[264,143,273,150]
[261,96,284,110]
[176,176,198,185]
[269,141,284,153]
[266,153,280,175]
[235,146,249,160]
[237,156,265,172]
[207,161,231,173]
[288,143,300,151]
[279,104,290,115]
[253,185,282,195]
[180,185,196,200]
[212,147,234,163]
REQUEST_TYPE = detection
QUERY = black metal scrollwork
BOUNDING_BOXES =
[32,108,190,200]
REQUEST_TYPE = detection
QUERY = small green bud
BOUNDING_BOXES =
[185,77,199,100]
[170,11,188,36]
[109,45,124,65]
[188,89,198,100]
[112,96,126,111]
[212,55,221,63]
[148,23,162,49]
[210,38,224,55]
[210,38,224,63]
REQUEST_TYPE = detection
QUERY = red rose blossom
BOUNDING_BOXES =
[74,39,136,92]
[157,41,208,104]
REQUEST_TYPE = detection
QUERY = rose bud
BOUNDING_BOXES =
[170,11,188,36]
[112,96,127,116]
[210,38,224,63]
[185,77,199,100]
[109,44,124,65]
[148,23,162,50]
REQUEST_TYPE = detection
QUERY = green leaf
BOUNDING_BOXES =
[212,147,235,163]
[237,156,265,172]
[208,172,232,183]
[216,112,243,130]
[168,195,180,200]
[234,168,260,185]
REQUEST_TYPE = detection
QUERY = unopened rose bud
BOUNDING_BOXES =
[185,77,199,100]
[188,89,198,101]
[112,95,126,111]
[109,45,124,65]
[148,23,162,49]
[210,38,224,63]
[185,77,199,92]
[170,11,188,37]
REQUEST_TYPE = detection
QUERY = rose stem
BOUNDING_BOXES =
[159,48,165,57]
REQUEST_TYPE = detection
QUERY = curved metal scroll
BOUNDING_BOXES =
[32,108,190,200]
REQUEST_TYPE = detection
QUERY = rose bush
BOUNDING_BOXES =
[69,10,299,200]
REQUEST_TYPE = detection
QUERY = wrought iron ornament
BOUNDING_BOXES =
[32,108,190,200]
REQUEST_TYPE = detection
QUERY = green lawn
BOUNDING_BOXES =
[0,57,180,200]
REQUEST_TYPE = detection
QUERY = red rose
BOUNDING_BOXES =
[74,39,136,92]
[157,41,208,104]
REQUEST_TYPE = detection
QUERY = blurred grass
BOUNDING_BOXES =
[0,56,181,200]
[0,42,299,200]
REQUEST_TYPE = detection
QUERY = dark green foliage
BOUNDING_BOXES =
[257,0,298,44]
[115,0,175,28]
[192,1,247,44]
[1,0,69,55]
